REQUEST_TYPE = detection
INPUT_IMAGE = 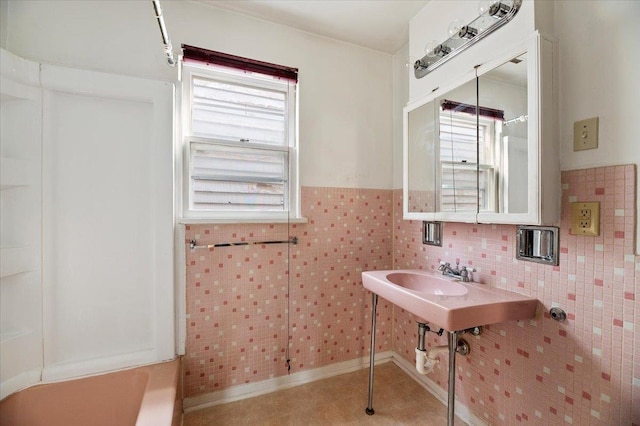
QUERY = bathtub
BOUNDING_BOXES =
[0,358,181,426]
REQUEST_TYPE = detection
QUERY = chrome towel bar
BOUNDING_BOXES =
[189,237,298,250]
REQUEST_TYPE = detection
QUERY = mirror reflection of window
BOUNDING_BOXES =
[479,52,528,214]
[439,100,502,213]
[433,78,477,214]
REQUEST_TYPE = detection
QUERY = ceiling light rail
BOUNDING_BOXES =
[151,0,177,67]
[414,0,522,79]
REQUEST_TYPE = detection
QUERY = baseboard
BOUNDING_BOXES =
[183,351,393,412]
[391,353,487,426]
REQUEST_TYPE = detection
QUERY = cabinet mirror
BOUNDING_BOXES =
[404,42,537,223]
[405,77,478,219]
[405,99,436,214]
[477,51,529,215]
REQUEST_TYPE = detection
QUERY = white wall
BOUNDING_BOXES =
[555,1,640,171]
[5,0,394,190]
[392,43,409,189]
[0,1,7,49]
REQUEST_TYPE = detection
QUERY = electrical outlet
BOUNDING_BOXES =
[571,202,600,236]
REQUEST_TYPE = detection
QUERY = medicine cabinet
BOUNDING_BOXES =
[403,32,559,225]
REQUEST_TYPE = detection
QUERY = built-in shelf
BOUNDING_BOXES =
[1,91,23,102]
[0,72,40,102]
[1,47,44,402]
[0,329,32,345]
[0,157,32,190]
[0,246,38,279]
[0,90,31,103]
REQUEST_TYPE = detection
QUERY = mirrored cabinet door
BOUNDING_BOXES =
[404,75,479,223]
[477,51,529,215]
[405,100,437,214]
[475,32,558,225]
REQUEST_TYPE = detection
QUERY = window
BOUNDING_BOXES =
[439,100,502,212]
[179,46,299,222]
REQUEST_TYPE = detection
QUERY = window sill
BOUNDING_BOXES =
[178,217,308,225]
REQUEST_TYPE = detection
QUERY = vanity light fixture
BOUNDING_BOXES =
[414,0,523,79]
[433,44,452,57]
[458,25,479,40]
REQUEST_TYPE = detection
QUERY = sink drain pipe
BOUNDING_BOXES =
[365,305,466,426]
[415,323,448,375]
[415,323,468,426]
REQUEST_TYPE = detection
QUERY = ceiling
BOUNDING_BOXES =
[195,1,430,54]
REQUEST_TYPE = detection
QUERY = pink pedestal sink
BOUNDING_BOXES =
[362,269,538,331]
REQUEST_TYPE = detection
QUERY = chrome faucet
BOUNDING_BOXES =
[438,261,475,282]
[438,261,457,275]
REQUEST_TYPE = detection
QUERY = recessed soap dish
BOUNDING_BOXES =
[516,226,559,266]
[422,221,442,246]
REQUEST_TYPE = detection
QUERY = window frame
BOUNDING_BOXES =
[177,61,301,223]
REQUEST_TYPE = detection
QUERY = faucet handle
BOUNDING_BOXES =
[438,261,450,273]
[460,266,476,282]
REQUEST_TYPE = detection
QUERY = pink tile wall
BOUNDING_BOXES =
[408,189,436,213]
[183,187,394,398]
[184,224,291,396]
[394,165,639,425]
[184,165,638,424]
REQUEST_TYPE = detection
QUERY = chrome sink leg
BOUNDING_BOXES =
[365,293,378,415]
[447,330,457,425]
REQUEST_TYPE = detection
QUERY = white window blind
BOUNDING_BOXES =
[439,114,495,212]
[192,77,287,145]
[190,142,288,211]
[440,119,478,163]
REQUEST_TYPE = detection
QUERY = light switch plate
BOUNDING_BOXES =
[570,202,600,236]
[573,117,599,151]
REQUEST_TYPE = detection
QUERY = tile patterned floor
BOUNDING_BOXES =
[183,362,468,425]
